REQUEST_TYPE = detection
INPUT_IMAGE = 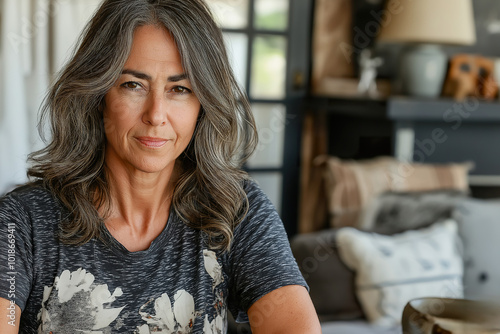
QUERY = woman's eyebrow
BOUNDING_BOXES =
[167,73,188,82]
[121,69,187,83]
[122,69,151,81]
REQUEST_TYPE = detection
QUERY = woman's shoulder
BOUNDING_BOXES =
[1,182,59,215]
[242,178,276,212]
[236,178,282,235]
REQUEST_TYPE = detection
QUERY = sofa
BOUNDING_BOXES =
[291,192,500,334]
[291,155,500,333]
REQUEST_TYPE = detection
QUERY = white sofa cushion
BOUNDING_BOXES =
[337,219,464,326]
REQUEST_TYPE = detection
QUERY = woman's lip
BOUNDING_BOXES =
[136,137,168,148]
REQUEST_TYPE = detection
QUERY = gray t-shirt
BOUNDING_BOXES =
[0,180,306,333]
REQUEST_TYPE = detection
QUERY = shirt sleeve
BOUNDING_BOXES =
[227,180,308,322]
[0,191,34,311]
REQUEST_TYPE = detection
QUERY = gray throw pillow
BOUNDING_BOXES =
[452,198,500,301]
[290,229,364,321]
[359,190,466,235]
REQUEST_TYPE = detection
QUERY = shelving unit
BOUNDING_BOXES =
[304,96,393,160]
[388,96,500,189]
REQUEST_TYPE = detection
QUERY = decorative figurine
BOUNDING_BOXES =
[357,48,384,98]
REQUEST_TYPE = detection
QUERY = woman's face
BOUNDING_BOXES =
[103,25,200,177]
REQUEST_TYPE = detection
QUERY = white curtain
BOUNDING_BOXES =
[0,0,101,194]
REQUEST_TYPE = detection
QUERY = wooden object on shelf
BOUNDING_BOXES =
[311,0,354,94]
[442,54,499,101]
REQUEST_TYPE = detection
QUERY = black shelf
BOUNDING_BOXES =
[388,96,500,182]
[388,96,500,122]
[306,96,387,119]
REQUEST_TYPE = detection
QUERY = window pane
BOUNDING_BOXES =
[250,35,287,99]
[223,33,248,90]
[254,0,289,31]
[247,104,286,168]
[205,0,249,29]
[250,172,282,214]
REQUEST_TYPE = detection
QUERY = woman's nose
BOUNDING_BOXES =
[142,90,168,126]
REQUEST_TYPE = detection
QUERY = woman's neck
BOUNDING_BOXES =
[100,163,178,252]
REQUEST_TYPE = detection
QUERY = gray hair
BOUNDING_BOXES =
[28,0,258,251]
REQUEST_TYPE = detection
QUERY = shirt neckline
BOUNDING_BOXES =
[100,211,177,259]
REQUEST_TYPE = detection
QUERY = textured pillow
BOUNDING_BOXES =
[452,198,500,301]
[336,220,464,326]
[359,190,466,234]
[315,155,472,228]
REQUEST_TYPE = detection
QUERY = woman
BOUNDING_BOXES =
[0,0,321,333]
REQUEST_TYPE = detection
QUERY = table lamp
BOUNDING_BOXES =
[377,0,476,98]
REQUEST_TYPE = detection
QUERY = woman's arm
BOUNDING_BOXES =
[0,298,20,333]
[248,285,321,334]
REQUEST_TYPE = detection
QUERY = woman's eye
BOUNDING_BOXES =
[121,82,141,90]
[171,86,192,94]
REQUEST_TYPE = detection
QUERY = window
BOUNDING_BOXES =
[206,0,312,234]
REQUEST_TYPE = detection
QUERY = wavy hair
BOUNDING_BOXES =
[28,0,257,251]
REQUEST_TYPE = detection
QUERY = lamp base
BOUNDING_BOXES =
[400,44,448,98]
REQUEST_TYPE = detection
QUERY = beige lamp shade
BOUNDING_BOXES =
[377,0,476,45]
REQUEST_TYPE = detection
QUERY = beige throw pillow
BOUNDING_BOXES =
[315,156,472,228]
